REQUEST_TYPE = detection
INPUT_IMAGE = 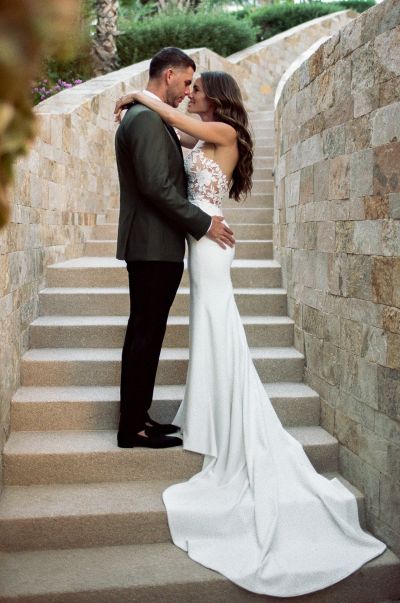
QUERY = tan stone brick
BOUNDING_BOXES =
[358,424,389,473]
[323,124,346,158]
[340,349,379,409]
[373,141,400,195]
[313,159,329,203]
[299,113,326,142]
[387,332,400,370]
[379,75,400,107]
[285,171,300,207]
[339,446,380,516]
[393,257,400,307]
[345,114,372,153]
[372,256,395,304]
[363,325,387,365]
[320,399,334,434]
[374,25,400,82]
[299,165,313,204]
[329,155,350,200]
[340,16,363,58]
[377,365,400,421]
[350,149,373,197]
[372,101,400,147]
[335,408,361,455]
[353,87,379,118]
[351,41,378,93]
[300,134,325,169]
[335,221,354,253]
[381,219,400,256]
[309,44,324,81]
[324,97,354,129]
[353,220,383,255]
[364,195,389,219]
[375,411,400,446]
[383,306,400,334]
[315,221,335,253]
[314,69,335,113]
[337,392,375,431]
[340,317,365,355]
[379,474,400,535]
[388,192,400,219]
[343,254,373,300]
[323,31,340,70]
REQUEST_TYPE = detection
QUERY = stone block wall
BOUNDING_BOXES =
[229,10,355,110]
[274,0,400,554]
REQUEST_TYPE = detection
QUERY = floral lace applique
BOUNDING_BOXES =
[184,144,229,207]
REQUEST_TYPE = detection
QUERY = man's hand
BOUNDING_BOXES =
[114,93,137,123]
[206,216,235,249]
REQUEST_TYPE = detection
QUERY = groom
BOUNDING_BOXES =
[115,47,234,448]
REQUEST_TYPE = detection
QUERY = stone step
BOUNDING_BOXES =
[30,315,293,349]
[11,382,320,431]
[254,156,274,169]
[3,425,338,485]
[1,544,398,603]
[0,472,365,552]
[239,181,274,197]
[39,286,288,317]
[255,138,274,149]
[254,145,275,156]
[85,239,273,259]
[21,346,304,386]
[225,192,274,207]
[252,168,273,180]
[103,205,274,225]
[46,258,282,289]
[253,127,274,138]
[92,221,273,240]
[250,111,274,120]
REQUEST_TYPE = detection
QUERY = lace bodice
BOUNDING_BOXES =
[184,144,229,208]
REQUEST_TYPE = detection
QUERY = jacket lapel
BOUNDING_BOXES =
[164,123,183,160]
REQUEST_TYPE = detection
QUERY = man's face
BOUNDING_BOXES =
[165,66,195,108]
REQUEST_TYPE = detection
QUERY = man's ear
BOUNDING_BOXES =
[165,68,174,85]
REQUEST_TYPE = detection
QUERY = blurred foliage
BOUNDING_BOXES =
[0,0,82,229]
[326,0,375,12]
[117,10,257,63]
[244,1,374,41]
[38,0,94,93]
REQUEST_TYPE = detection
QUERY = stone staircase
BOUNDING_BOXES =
[0,111,399,602]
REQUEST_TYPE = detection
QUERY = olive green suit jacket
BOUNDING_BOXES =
[115,103,211,262]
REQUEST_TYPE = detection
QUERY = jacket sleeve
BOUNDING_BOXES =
[124,108,211,240]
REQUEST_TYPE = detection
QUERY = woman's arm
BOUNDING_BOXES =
[114,91,236,146]
[177,130,198,149]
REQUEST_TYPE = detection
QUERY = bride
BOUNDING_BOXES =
[114,71,385,597]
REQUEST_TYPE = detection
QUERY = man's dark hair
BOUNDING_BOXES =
[149,47,196,79]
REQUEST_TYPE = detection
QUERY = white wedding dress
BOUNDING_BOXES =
[162,142,386,597]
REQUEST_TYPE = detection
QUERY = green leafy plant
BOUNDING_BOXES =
[117,11,257,64]
[247,1,364,41]
[330,0,375,12]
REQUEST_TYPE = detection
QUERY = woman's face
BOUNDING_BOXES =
[187,77,213,116]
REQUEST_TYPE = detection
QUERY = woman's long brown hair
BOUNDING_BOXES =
[200,71,253,202]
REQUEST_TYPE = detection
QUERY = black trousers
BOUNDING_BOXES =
[119,260,184,434]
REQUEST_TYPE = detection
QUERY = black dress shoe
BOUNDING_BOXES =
[145,416,180,435]
[117,430,182,449]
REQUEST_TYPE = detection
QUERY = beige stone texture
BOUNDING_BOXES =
[275,0,400,553]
